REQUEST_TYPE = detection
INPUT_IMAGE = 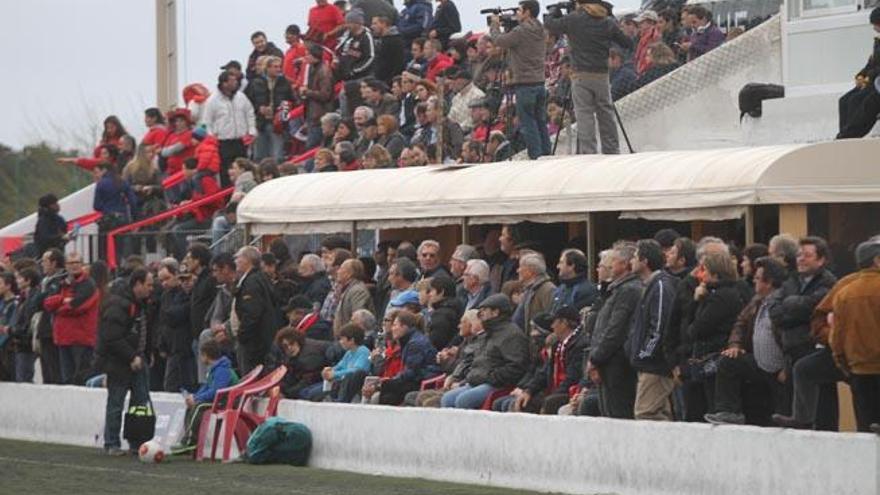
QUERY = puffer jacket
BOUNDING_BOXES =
[43,272,100,347]
[194,134,220,174]
[465,315,529,387]
[160,129,195,175]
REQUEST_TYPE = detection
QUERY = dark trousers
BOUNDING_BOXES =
[236,343,265,377]
[379,377,420,406]
[337,370,368,403]
[598,352,637,419]
[218,139,247,189]
[837,86,880,139]
[683,376,715,422]
[58,345,93,385]
[38,337,61,384]
[792,347,843,430]
[164,351,197,392]
[171,218,211,260]
[103,368,151,450]
[714,354,783,424]
[850,374,880,433]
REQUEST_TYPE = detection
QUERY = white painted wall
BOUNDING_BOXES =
[1,384,878,495]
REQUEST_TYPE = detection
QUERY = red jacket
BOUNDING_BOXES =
[284,42,309,85]
[426,53,455,82]
[187,172,223,222]
[43,272,100,347]
[307,4,344,49]
[142,125,169,149]
[162,130,195,175]
[635,27,662,75]
[381,342,404,379]
[194,135,221,174]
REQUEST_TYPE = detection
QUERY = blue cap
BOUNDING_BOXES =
[390,290,420,308]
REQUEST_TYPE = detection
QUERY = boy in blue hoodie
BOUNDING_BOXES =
[303,323,371,402]
[173,340,238,453]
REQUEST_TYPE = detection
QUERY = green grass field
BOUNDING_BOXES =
[0,438,557,495]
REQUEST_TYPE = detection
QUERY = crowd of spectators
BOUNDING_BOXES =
[45,0,754,265]
[4,226,880,443]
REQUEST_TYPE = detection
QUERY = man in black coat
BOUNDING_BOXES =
[276,327,330,399]
[429,0,461,50]
[233,246,282,374]
[33,194,67,257]
[186,244,216,342]
[370,16,406,86]
[157,262,193,392]
[95,269,154,456]
[246,30,285,81]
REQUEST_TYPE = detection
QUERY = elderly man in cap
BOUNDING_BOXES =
[448,70,486,134]
[440,294,529,409]
[336,8,376,116]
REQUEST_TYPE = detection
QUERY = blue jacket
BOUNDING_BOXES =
[332,345,372,380]
[94,175,138,221]
[392,329,439,384]
[193,355,235,403]
[398,0,433,40]
[551,274,599,314]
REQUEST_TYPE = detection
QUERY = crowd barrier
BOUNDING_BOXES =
[0,383,876,495]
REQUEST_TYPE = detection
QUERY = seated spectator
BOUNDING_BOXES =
[399,70,421,137]
[425,276,464,350]
[362,144,395,169]
[459,139,485,164]
[333,119,359,147]
[609,47,637,101]
[354,118,379,157]
[306,323,371,402]
[486,130,513,162]
[495,306,587,414]
[705,257,788,425]
[448,70,486,134]
[398,145,428,167]
[462,259,492,310]
[441,294,528,409]
[284,295,332,341]
[173,340,237,453]
[159,108,196,176]
[318,112,343,149]
[837,8,880,139]
[228,158,258,202]
[740,243,770,286]
[298,254,332,307]
[377,310,439,404]
[334,141,361,171]
[313,148,338,172]
[410,97,463,163]
[141,108,168,152]
[682,6,724,61]
[376,115,407,161]
[412,309,483,407]
[422,38,454,82]
[276,327,330,399]
[634,10,662,75]
[513,252,556,333]
[334,259,375,333]
[633,43,680,91]
[361,79,401,117]
[191,127,220,175]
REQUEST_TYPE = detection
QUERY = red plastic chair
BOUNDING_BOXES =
[420,374,447,391]
[195,365,263,461]
[481,386,515,411]
[213,365,287,462]
[210,365,263,413]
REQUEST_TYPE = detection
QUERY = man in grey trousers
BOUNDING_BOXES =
[545,0,633,154]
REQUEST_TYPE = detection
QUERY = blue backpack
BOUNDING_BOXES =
[245,417,312,466]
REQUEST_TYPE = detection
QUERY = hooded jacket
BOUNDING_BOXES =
[194,134,221,174]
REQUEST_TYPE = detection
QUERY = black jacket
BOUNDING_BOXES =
[190,268,216,339]
[687,280,747,359]
[246,42,284,80]
[234,270,282,362]
[374,28,407,85]
[428,296,463,350]
[245,75,294,129]
[95,286,147,385]
[34,207,67,256]
[527,327,587,396]
[589,273,642,366]
[628,271,679,375]
[280,338,330,399]
[301,273,331,308]
[767,268,838,353]
[857,37,880,82]
[545,10,633,73]
[336,29,376,81]
[431,1,461,48]
[159,285,191,355]
[465,315,529,388]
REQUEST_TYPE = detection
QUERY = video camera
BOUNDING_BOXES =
[545,0,577,19]
[480,7,519,31]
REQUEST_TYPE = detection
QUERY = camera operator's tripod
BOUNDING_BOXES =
[551,81,635,155]
[483,56,516,161]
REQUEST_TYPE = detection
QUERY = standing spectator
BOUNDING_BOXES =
[552,249,599,314]
[441,294,528,408]
[33,194,68,257]
[408,38,429,76]
[371,16,406,86]
[95,268,154,456]
[429,0,461,50]
[333,259,376,333]
[588,242,641,419]
[160,109,196,176]
[233,246,281,373]
[306,0,346,49]
[300,43,336,150]
[544,0,631,155]
[35,249,65,384]
[665,237,697,280]
[398,0,434,51]
[10,268,41,383]
[447,70,486,134]
[425,276,464,350]
[123,144,164,221]
[282,24,308,84]
[157,261,194,392]
[705,257,789,425]
[767,237,838,368]
[351,0,399,25]
[740,243,770,287]
[195,254,236,384]
[201,70,257,189]
[246,31,284,81]
[186,244,216,346]
[633,11,661,75]
[376,115,407,161]
[245,56,294,162]
[829,239,880,432]
[422,39,454,82]
[170,159,222,260]
[682,6,725,61]
[93,162,137,266]
[489,1,550,159]
[398,69,421,137]
[0,273,18,381]
[335,10,376,116]
[628,240,679,421]
[141,107,168,152]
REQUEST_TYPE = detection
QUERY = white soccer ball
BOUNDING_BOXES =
[138,440,166,464]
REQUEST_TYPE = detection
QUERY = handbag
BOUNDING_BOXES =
[123,401,156,447]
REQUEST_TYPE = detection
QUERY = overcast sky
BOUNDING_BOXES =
[0,0,639,151]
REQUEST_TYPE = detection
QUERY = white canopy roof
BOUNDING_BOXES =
[238,140,880,235]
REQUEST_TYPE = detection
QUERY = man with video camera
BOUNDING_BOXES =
[488,1,551,160]
[545,0,632,155]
